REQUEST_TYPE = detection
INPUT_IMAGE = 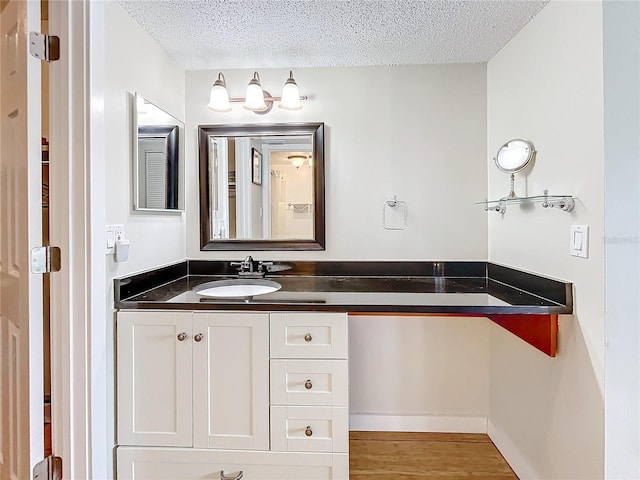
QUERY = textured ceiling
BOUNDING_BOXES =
[119,0,548,71]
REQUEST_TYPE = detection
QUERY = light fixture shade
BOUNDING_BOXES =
[288,154,306,168]
[207,73,231,112]
[279,70,303,110]
[244,72,268,111]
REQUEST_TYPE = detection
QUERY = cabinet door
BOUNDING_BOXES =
[117,311,193,447]
[192,312,269,450]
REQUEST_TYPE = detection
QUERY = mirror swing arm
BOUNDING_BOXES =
[477,139,575,214]
[198,122,326,251]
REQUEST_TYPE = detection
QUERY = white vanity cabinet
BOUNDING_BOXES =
[116,310,348,480]
[117,310,269,449]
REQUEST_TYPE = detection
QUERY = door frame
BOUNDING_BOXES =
[48,1,107,478]
[260,143,312,239]
[208,137,230,238]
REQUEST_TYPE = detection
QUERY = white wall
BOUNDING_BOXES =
[105,0,186,281]
[102,1,187,475]
[276,164,314,238]
[185,65,490,428]
[349,315,489,432]
[487,1,604,478]
[603,1,640,477]
[185,65,488,261]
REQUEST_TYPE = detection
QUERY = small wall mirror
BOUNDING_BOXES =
[198,122,325,250]
[494,138,536,199]
[494,139,535,173]
[133,93,185,211]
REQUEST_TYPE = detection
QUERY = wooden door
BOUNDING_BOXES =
[0,0,44,478]
[117,311,193,447]
[192,312,269,450]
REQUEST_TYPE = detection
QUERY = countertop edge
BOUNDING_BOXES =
[114,300,571,315]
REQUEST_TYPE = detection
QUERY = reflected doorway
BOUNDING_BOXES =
[265,147,313,239]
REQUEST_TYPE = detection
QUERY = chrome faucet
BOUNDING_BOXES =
[230,256,274,277]
[230,255,255,274]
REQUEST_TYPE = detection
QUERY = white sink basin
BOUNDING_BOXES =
[194,279,282,298]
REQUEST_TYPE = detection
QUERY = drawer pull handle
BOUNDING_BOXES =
[220,471,243,480]
[304,379,313,390]
[305,426,313,437]
[177,332,187,341]
[194,333,204,343]
[304,333,313,342]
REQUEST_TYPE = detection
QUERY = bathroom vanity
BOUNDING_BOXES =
[114,260,572,480]
[116,310,348,479]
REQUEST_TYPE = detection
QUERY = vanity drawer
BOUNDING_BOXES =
[270,359,348,406]
[270,313,348,359]
[117,446,349,480]
[270,406,349,453]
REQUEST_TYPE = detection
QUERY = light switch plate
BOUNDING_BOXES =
[105,224,125,254]
[570,225,589,258]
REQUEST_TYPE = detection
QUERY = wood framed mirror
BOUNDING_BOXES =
[198,122,325,250]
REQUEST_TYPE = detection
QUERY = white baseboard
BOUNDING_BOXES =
[349,414,488,433]
[488,420,539,479]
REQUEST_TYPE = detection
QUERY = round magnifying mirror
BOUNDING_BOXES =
[495,139,535,173]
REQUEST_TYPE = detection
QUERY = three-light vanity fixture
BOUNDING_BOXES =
[208,70,307,115]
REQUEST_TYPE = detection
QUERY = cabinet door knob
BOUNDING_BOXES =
[220,471,243,480]
[304,333,313,342]
[304,379,313,390]
[177,332,187,341]
[194,333,203,343]
[305,426,313,437]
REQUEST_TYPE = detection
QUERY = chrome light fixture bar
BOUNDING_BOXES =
[208,70,308,115]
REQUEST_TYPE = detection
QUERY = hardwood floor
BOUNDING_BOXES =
[349,431,518,479]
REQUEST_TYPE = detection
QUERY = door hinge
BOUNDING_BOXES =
[33,456,62,480]
[31,246,62,274]
[29,32,60,62]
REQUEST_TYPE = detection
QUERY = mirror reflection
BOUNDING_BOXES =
[133,93,185,211]
[198,123,325,251]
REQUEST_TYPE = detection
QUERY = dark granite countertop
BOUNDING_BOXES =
[114,261,573,315]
